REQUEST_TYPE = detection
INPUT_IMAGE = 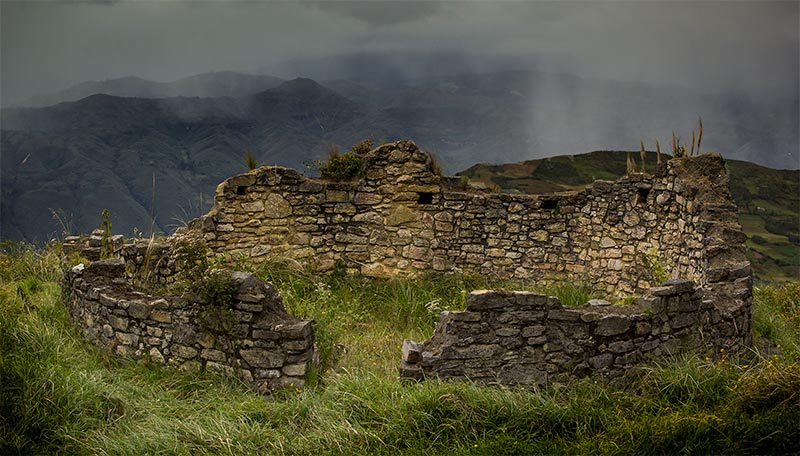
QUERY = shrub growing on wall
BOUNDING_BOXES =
[318,147,362,181]
[350,139,373,155]
[195,269,238,334]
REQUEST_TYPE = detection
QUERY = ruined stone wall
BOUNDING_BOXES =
[64,139,751,386]
[64,233,206,289]
[400,279,751,385]
[66,259,315,393]
[184,140,744,298]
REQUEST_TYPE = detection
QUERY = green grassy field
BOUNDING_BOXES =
[1,243,799,455]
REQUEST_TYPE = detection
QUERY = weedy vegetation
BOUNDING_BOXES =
[244,148,258,171]
[316,145,363,181]
[1,242,798,455]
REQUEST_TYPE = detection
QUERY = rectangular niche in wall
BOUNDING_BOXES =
[636,188,650,206]
[417,192,434,204]
[541,198,559,210]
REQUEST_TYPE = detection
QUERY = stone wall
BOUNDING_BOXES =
[183,140,744,298]
[66,259,315,393]
[400,278,751,385]
[63,139,752,387]
[64,234,201,289]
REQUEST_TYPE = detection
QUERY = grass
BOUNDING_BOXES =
[1,243,799,455]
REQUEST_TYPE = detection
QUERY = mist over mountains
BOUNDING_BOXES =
[1,69,798,243]
[12,72,286,109]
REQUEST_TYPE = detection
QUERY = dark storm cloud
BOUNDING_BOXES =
[306,1,442,27]
[1,1,797,106]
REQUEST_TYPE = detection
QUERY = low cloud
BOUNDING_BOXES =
[1,1,796,105]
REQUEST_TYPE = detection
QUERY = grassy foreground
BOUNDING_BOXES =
[1,243,799,455]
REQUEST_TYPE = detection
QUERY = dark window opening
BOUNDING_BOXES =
[417,192,433,204]
[636,188,650,206]
[541,198,559,210]
[236,186,247,195]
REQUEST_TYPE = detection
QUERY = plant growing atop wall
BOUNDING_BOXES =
[317,145,362,181]
[244,148,258,171]
[350,139,373,155]
[99,209,113,259]
[171,239,210,289]
[195,269,238,334]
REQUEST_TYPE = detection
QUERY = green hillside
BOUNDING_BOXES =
[459,152,799,283]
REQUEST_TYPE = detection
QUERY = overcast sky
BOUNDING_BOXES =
[1,0,798,106]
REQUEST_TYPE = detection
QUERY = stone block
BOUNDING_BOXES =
[282,363,307,377]
[150,310,172,323]
[402,339,422,364]
[116,332,138,346]
[275,321,313,339]
[199,348,225,362]
[240,348,284,368]
[466,290,512,311]
[547,309,581,322]
[108,315,128,331]
[385,205,421,226]
[595,315,631,336]
[670,313,697,329]
[149,347,165,363]
[608,340,634,353]
[521,325,546,338]
[127,301,150,319]
[173,345,198,358]
[495,327,520,337]
[589,353,614,369]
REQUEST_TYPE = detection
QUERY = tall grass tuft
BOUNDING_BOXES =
[626,152,636,176]
[655,138,663,164]
[753,283,800,357]
[639,140,647,172]
[244,148,258,171]
[696,115,703,155]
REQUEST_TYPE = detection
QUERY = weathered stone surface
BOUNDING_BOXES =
[402,339,422,363]
[65,263,315,395]
[385,205,421,226]
[264,193,292,218]
[240,349,284,368]
[401,268,751,386]
[127,301,150,319]
[595,315,631,336]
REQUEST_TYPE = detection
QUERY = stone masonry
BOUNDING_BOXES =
[66,258,315,393]
[64,139,752,387]
[399,278,751,385]
[183,140,746,298]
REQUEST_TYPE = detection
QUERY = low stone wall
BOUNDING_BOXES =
[66,259,315,393]
[63,234,206,289]
[400,278,751,385]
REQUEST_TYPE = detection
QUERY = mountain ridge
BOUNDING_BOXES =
[9,71,286,108]
[2,71,797,256]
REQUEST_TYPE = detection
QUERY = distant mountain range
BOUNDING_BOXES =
[11,72,286,108]
[1,70,797,246]
[459,151,799,282]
